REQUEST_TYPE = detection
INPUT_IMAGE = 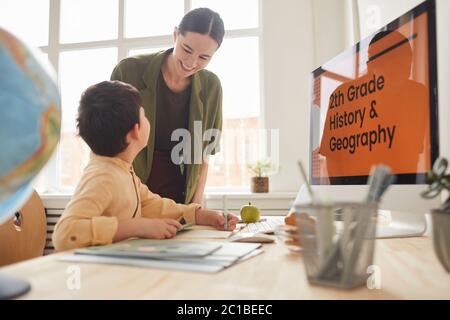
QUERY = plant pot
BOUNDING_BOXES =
[431,209,450,273]
[251,177,269,193]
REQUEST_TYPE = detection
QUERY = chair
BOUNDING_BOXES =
[0,190,47,267]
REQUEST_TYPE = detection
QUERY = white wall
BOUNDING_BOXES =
[262,0,351,192]
[262,0,450,198]
[261,0,313,192]
[357,0,425,38]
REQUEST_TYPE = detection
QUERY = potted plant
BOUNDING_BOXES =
[421,157,450,272]
[247,159,275,193]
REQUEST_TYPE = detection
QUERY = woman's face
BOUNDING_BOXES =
[172,30,219,78]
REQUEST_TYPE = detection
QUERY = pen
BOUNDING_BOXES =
[297,160,315,202]
[237,218,267,223]
[223,195,228,230]
[223,211,228,230]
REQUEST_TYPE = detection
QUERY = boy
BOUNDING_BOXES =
[52,81,238,251]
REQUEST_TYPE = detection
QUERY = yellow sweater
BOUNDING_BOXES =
[52,154,199,251]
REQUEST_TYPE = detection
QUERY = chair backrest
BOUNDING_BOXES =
[0,190,47,267]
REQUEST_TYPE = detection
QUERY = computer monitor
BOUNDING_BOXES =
[301,0,440,238]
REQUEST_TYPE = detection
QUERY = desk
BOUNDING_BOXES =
[1,235,449,299]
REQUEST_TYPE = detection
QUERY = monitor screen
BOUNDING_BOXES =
[310,0,438,185]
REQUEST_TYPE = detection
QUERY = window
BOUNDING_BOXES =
[191,0,259,30]
[60,0,119,43]
[59,48,118,187]
[125,0,184,38]
[205,36,262,189]
[0,0,49,47]
[2,0,262,193]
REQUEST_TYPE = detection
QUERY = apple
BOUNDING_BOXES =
[240,202,260,223]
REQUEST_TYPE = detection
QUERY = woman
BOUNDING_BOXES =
[111,8,224,205]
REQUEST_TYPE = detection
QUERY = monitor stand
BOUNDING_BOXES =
[0,273,31,299]
[293,183,429,239]
[376,210,427,238]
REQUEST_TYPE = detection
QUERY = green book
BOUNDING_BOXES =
[74,239,221,260]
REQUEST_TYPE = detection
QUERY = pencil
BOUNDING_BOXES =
[223,195,228,230]
[223,211,228,230]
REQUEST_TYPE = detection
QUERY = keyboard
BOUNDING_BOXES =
[239,217,285,234]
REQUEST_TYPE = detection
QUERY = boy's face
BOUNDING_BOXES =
[138,106,150,148]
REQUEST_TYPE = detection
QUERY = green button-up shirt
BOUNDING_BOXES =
[111,49,223,204]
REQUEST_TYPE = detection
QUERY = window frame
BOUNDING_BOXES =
[36,0,264,193]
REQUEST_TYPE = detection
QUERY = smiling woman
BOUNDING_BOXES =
[111,8,225,206]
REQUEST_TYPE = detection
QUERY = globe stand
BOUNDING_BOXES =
[0,273,30,299]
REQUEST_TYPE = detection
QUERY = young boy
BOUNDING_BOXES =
[52,81,238,251]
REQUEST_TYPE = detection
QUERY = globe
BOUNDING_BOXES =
[0,27,61,225]
[0,26,61,299]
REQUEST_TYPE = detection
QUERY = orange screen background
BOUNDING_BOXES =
[312,12,431,181]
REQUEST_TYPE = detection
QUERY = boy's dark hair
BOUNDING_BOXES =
[77,80,142,157]
[178,8,225,48]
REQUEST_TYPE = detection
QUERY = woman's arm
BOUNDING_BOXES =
[191,161,209,205]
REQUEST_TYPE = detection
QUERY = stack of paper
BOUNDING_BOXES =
[72,239,221,259]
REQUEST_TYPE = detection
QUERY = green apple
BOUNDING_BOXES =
[240,202,260,223]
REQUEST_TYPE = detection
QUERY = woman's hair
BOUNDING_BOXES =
[178,8,225,48]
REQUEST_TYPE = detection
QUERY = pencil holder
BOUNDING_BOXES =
[293,202,378,289]
[431,209,450,273]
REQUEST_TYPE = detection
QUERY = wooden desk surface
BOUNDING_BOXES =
[1,235,449,299]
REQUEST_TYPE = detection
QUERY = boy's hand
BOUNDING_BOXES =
[195,209,239,231]
[138,218,182,239]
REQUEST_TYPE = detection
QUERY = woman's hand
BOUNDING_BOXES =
[195,209,239,231]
